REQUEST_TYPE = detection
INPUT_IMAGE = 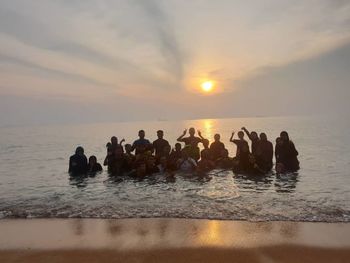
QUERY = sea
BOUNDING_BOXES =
[0,115,349,222]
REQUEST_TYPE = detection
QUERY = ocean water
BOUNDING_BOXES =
[0,116,349,222]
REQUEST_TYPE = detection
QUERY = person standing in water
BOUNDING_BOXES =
[209,134,225,161]
[87,155,103,174]
[258,132,273,171]
[152,130,170,160]
[177,127,205,161]
[69,146,88,175]
[242,127,260,157]
[277,131,300,172]
[131,130,152,155]
[230,130,249,158]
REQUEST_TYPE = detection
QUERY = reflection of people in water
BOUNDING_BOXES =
[276,131,300,172]
[88,155,102,174]
[209,134,225,161]
[69,146,88,175]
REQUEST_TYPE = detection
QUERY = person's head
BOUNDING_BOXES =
[238,131,244,139]
[175,143,182,152]
[189,127,195,136]
[221,148,229,158]
[88,155,97,165]
[250,131,258,140]
[276,137,283,146]
[125,144,132,154]
[111,136,118,145]
[280,131,289,142]
[157,130,164,139]
[214,133,220,142]
[163,145,171,155]
[75,146,84,156]
[202,139,209,148]
[138,130,145,139]
[260,132,267,141]
[106,142,112,149]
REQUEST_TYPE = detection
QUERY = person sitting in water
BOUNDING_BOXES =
[277,131,300,172]
[215,149,233,169]
[197,148,215,174]
[131,130,152,155]
[209,134,225,161]
[258,132,273,171]
[232,143,251,173]
[230,130,249,158]
[246,154,266,175]
[177,128,205,161]
[200,139,212,161]
[110,136,125,152]
[241,127,260,157]
[124,144,136,172]
[169,143,182,170]
[69,146,88,175]
[87,155,103,174]
[152,130,170,160]
[177,148,197,173]
[108,147,128,176]
[275,137,283,164]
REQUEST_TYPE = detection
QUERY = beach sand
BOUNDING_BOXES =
[0,218,349,262]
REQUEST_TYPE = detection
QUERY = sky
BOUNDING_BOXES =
[0,0,350,126]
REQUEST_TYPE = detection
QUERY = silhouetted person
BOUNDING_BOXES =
[153,130,170,159]
[242,127,260,157]
[258,132,273,171]
[230,130,249,158]
[169,143,182,170]
[124,144,136,172]
[200,139,212,160]
[275,137,283,163]
[109,147,128,176]
[246,154,266,175]
[197,147,215,173]
[277,131,300,172]
[177,148,197,173]
[232,143,251,173]
[88,155,102,174]
[146,156,159,174]
[209,134,225,161]
[69,146,88,175]
[177,128,205,161]
[131,130,152,155]
[215,149,233,169]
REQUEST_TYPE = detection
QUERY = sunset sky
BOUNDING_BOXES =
[1,0,350,126]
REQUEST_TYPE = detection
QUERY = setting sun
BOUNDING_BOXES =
[201,81,214,93]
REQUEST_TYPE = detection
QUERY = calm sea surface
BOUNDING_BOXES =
[0,116,349,222]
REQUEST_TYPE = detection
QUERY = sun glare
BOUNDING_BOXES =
[201,81,214,93]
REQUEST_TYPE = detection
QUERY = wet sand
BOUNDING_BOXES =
[0,218,349,262]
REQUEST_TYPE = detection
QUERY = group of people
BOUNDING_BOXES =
[68,127,300,177]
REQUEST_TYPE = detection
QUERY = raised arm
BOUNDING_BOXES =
[229,131,235,142]
[197,130,206,141]
[119,138,125,146]
[242,127,252,140]
[177,129,187,142]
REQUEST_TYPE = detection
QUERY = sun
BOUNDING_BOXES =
[201,81,214,93]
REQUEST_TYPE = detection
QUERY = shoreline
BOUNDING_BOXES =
[1,218,350,262]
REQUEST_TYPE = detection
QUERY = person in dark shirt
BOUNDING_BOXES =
[277,131,300,172]
[131,130,152,155]
[209,134,225,161]
[169,143,182,170]
[242,127,260,157]
[153,130,170,159]
[230,131,249,158]
[177,128,205,161]
[275,137,283,163]
[88,155,103,174]
[69,146,88,175]
[200,139,212,161]
[258,132,274,171]
[109,147,128,176]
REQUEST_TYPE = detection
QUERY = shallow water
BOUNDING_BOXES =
[0,116,349,221]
